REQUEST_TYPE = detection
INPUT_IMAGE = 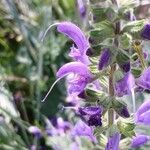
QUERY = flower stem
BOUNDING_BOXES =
[108,0,119,127]
[108,64,116,126]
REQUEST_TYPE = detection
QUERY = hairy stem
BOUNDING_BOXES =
[108,64,116,126]
[108,0,119,127]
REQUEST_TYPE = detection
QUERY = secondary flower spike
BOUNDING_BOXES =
[141,24,150,40]
[77,0,86,18]
[115,72,135,97]
[78,106,102,126]
[56,62,93,95]
[57,22,90,64]
[98,48,111,70]
[105,132,121,150]
[72,120,96,142]
[136,100,150,125]
[136,67,150,90]
[131,135,150,148]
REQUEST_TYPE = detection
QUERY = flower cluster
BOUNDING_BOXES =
[39,1,150,149]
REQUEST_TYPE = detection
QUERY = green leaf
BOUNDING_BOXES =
[131,67,142,77]
[120,33,132,49]
[90,21,115,43]
[122,20,145,33]
[117,116,136,137]
[116,50,130,65]
[85,88,108,105]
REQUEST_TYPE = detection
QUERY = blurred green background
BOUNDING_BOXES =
[0,0,79,118]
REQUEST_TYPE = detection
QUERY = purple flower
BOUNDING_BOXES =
[136,67,150,90]
[77,0,86,18]
[105,132,121,150]
[57,22,90,64]
[30,145,36,150]
[141,24,150,40]
[46,117,71,136]
[115,72,135,97]
[28,126,42,138]
[135,100,150,125]
[72,120,96,142]
[78,106,102,126]
[131,134,150,148]
[57,62,93,95]
[120,62,130,72]
[56,117,71,131]
[98,48,111,70]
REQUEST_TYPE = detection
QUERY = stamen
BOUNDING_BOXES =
[41,74,69,102]
[40,23,60,42]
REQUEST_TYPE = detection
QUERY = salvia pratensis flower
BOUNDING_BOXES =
[105,132,121,150]
[98,48,111,70]
[56,62,93,95]
[78,106,102,126]
[135,100,150,125]
[141,24,150,40]
[72,120,96,142]
[57,22,90,64]
[115,72,135,97]
[136,67,150,90]
[131,134,150,148]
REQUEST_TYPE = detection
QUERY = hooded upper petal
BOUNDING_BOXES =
[131,134,150,148]
[105,132,121,150]
[57,22,89,52]
[136,67,150,90]
[115,72,135,97]
[136,100,150,125]
[56,62,92,78]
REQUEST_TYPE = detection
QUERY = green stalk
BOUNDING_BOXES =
[108,0,119,127]
[108,64,116,126]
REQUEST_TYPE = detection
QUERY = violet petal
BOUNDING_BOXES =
[131,134,150,148]
[115,72,135,97]
[57,22,89,52]
[136,67,150,90]
[72,120,96,142]
[98,48,111,70]
[136,100,150,125]
[105,132,121,150]
[141,24,150,40]
[56,62,92,78]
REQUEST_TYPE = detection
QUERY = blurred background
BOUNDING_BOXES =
[0,0,150,150]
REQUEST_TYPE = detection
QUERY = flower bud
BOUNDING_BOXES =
[98,48,111,70]
[131,134,150,148]
[78,106,102,126]
[141,24,150,40]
